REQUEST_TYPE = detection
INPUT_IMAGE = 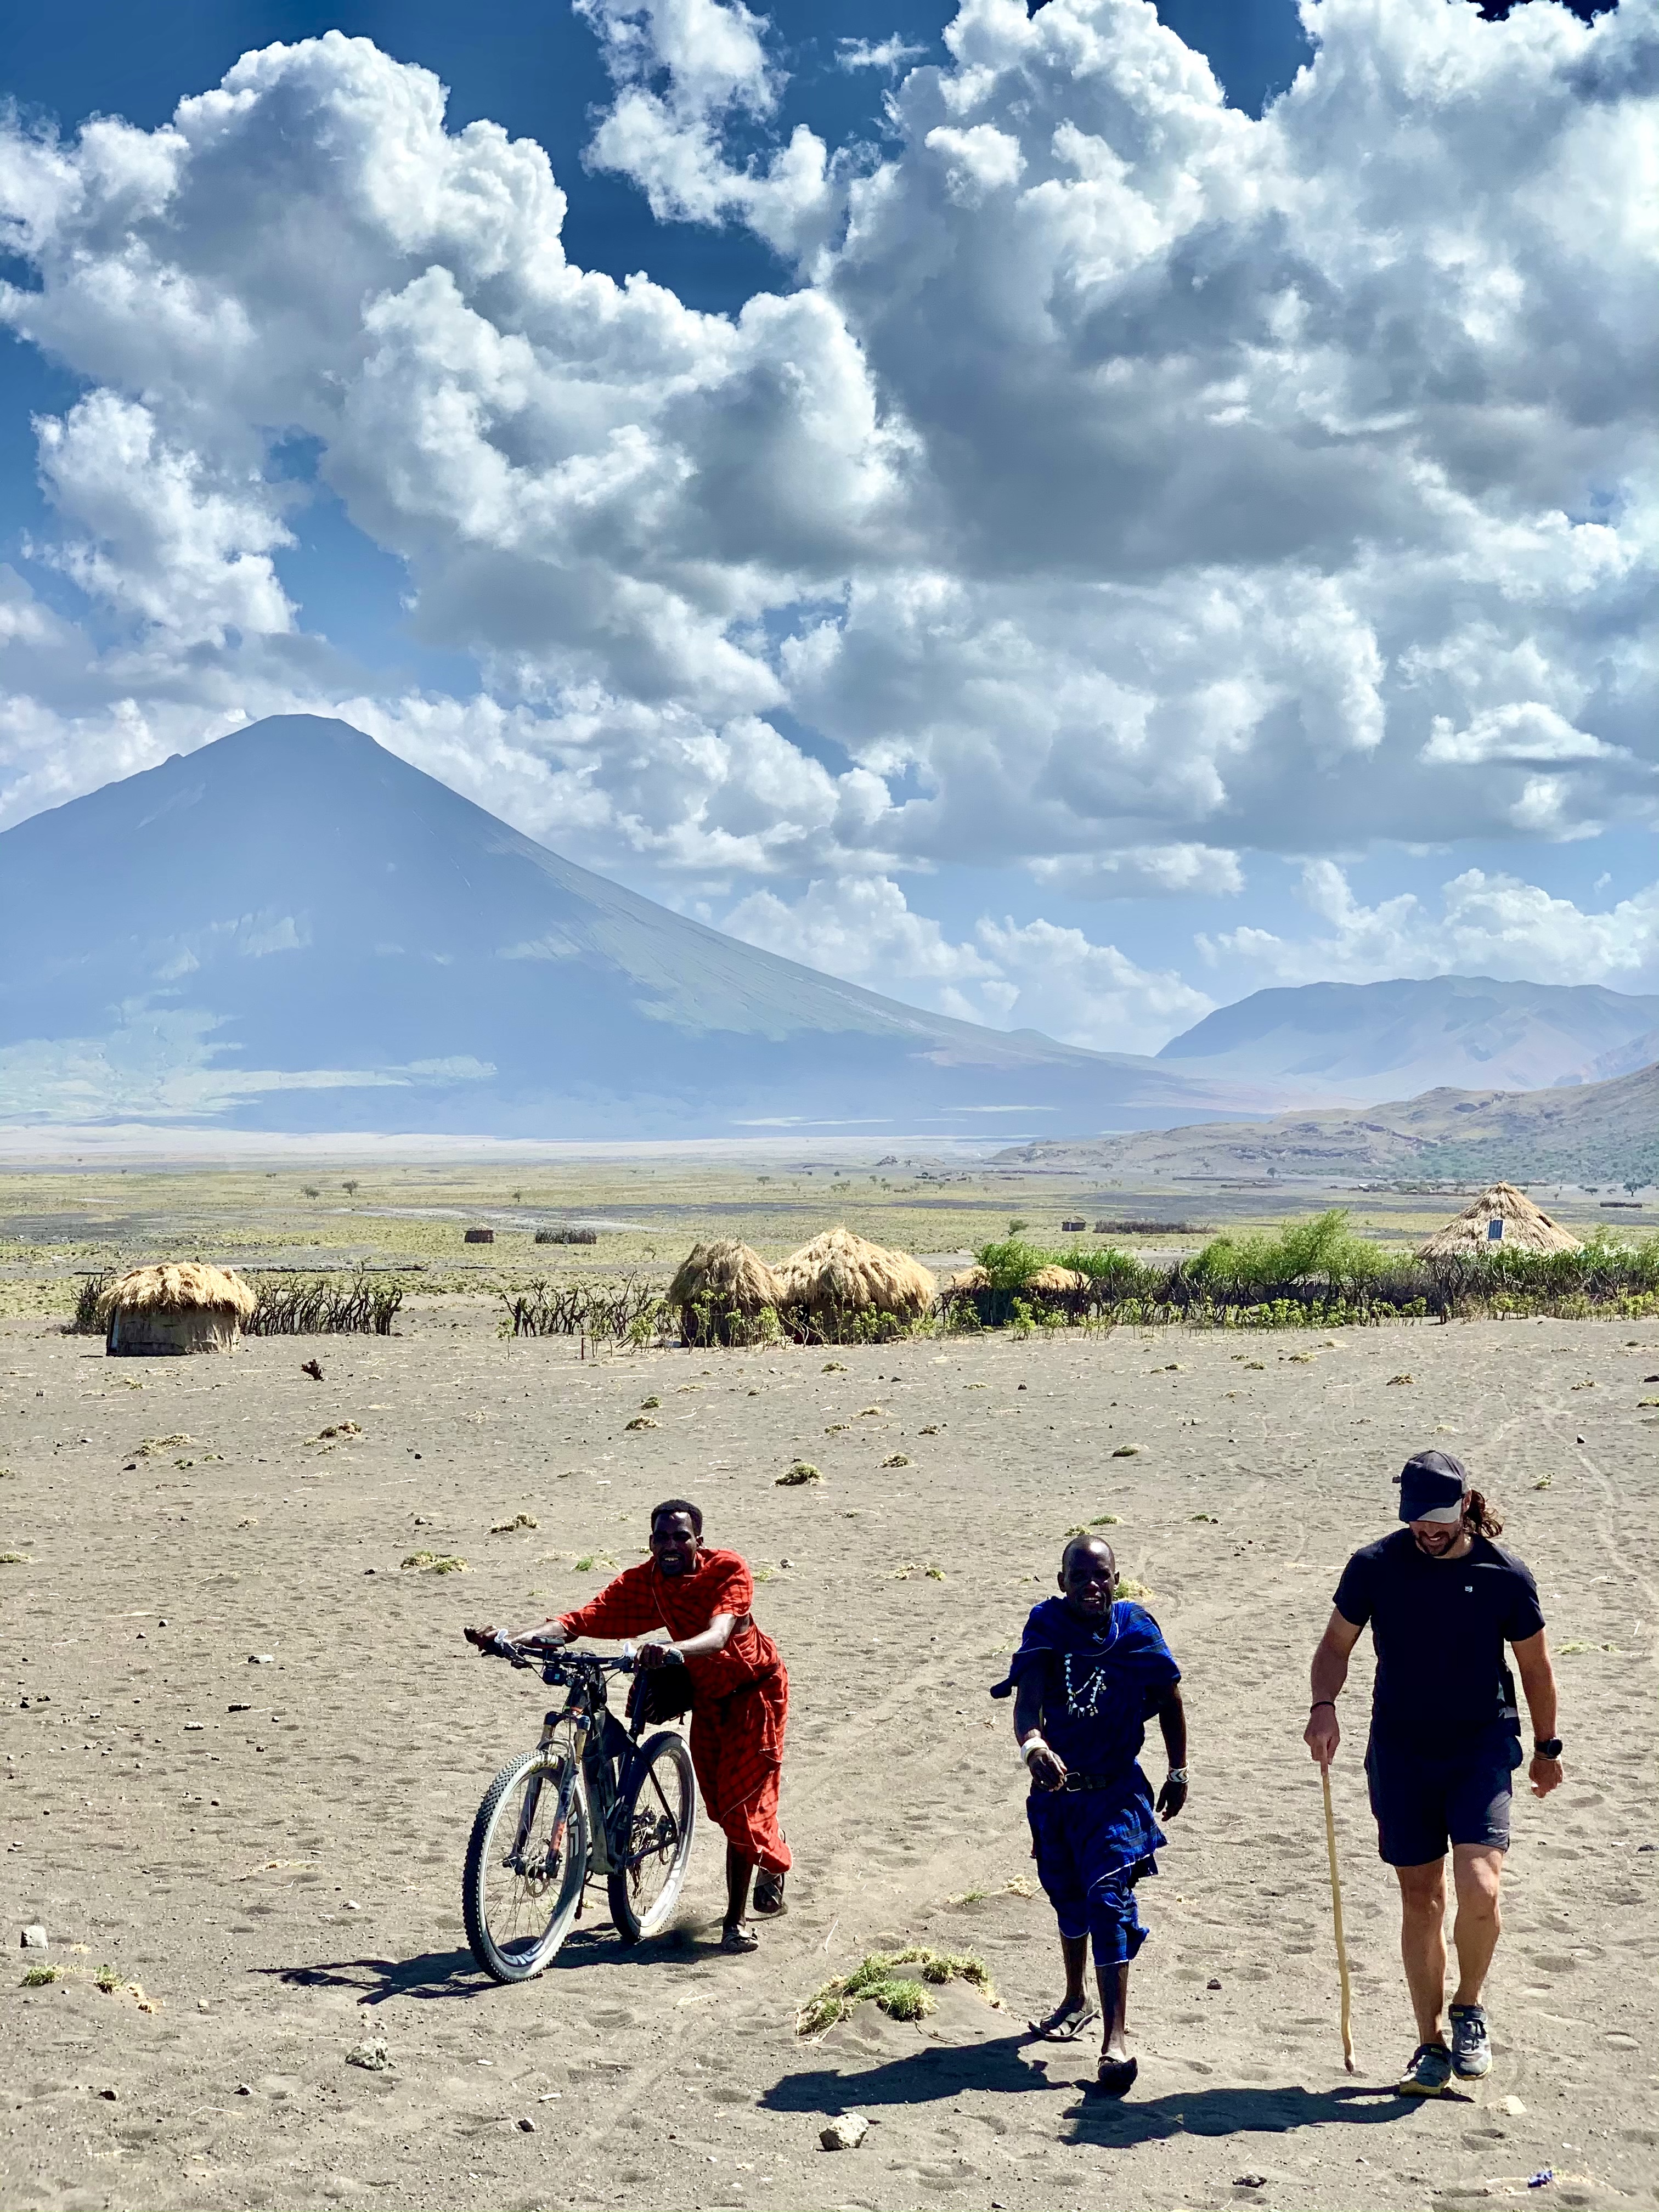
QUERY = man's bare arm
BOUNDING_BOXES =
[1155,1684,1188,1816]
[1513,1627,1563,1798]
[642,1612,736,1667]
[1013,1673,1065,1790]
[1305,1609,1363,1764]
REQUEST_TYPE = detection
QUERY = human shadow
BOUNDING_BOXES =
[256,1946,486,2006]
[1065,2079,1422,2148]
[763,2032,1052,2114]
[763,2037,1422,2148]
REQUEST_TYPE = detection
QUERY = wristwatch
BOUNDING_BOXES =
[1533,1737,1562,1758]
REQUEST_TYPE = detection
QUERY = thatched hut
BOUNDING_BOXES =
[667,1240,786,1346]
[776,1227,936,1328]
[1417,1183,1581,1261]
[944,1264,991,1294]
[101,1264,258,1356]
[1023,1264,1091,1294]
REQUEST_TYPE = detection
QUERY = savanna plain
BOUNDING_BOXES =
[1,1161,1655,2212]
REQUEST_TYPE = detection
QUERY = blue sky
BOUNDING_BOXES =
[0,0,1652,1052]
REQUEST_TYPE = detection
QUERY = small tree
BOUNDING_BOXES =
[341,1180,359,1196]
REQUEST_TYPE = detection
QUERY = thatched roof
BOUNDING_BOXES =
[100,1263,257,1321]
[945,1264,990,1294]
[1417,1183,1581,1260]
[666,1240,785,1314]
[776,1227,936,1318]
[1023,1264,1090,1293]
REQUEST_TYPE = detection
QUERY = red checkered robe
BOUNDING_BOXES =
[557,1549,791,1874]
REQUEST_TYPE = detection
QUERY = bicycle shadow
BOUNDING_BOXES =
[763,2037,1420,2146]
[256,1947,486,2006]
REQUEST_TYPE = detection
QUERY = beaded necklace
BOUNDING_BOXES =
[1061,1609,1121,1716]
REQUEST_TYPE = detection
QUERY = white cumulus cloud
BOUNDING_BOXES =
[724,873,1213,1052]
[1208,860,1659,994]
[0,0,1652,1031]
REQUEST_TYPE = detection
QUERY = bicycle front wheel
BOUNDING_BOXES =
[464,1747,590,1983]
[608,1730,697,1944]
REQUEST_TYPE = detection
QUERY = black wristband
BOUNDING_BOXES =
[1533,1737,1562,1758]
[1310,1700,1336,1712]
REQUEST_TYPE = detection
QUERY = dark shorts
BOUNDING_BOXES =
[1364,1726,1523,1867]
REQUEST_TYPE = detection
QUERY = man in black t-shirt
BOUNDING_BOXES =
[1305,1451,1561,2096]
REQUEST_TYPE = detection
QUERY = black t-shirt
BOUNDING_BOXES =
[1333,1528,1545,1750]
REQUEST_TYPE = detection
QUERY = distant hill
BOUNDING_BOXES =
[996,1062,1659,1191]
[0,715,1254,1139]
[1156,976,1659,1101]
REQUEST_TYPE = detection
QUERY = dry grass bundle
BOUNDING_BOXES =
[945,1264,990,1293]
[667,1239,784,1347]
[1417,1182,1581,1260]
[103,1263,258,1321]
[100,1263,257,1357]
[776,1227,935,1323]
[668,1239,784,1313]
[1022,1265,1090,1294]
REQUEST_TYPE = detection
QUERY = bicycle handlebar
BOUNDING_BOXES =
[463,1627,637,1677]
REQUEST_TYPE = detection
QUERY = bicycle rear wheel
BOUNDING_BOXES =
[608,1730,697,1944]
[464,1747,589,1983]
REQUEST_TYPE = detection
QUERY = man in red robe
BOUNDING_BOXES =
[509,1498,791,1951]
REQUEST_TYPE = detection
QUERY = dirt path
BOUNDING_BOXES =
[2,1308,1654,2211]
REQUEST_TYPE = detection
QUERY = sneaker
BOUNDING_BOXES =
[1450,2004,1492,2079]
[1401,2041,1454,2095]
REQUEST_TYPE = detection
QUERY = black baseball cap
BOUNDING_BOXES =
[1396,1449,1470,1525]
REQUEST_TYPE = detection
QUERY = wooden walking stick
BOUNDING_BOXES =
[1321,1762,1357,2072]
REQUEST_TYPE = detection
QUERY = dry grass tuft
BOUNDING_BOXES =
[490,1513,538,1534]
[400,1551,468,1574]
[777,1462,821,1486]
[797,1947,995,2037]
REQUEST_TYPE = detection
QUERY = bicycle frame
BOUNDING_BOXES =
[511,1649,681,1887]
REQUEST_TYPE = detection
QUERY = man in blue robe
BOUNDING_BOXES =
[992,1533,1188,2095]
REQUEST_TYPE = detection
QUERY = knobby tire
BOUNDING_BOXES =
[463,1746,589,1983]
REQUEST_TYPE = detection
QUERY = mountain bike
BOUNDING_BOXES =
[460,1631,697,1983]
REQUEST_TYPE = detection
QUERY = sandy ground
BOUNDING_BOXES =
[1,1305,1654,2212]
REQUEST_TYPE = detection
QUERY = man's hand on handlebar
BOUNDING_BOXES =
[635,1639,685,1671]
[468,1620,570,1655]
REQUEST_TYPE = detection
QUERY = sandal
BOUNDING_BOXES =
[720,1921,760,1953]
[1027,2000,1101,2043]
[753,1869,787,1917]
[1094,2055,1137,2098]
